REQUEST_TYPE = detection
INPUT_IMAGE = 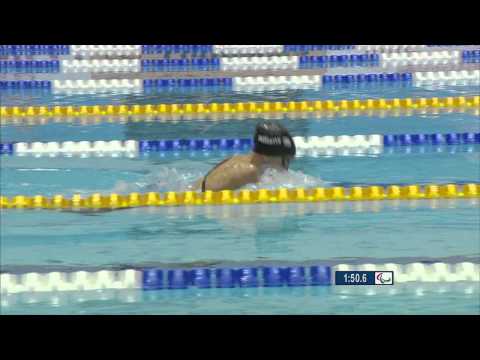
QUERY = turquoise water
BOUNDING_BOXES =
[3,283,479,315]
[1,83,480,315]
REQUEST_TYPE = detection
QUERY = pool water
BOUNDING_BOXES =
[1,83,479,315]
[3,283,479,315]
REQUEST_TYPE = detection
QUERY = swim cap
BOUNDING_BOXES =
[253,121,296,158]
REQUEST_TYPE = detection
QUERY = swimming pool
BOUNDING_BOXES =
[1,45,479,315]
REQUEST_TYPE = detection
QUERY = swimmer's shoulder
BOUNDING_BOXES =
[230,154,256,167]
[229,159,259,183]
[224,155,257,172]
[211,154,254,173]
[206,155,259,191]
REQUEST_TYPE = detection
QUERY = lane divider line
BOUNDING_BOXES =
[0,70,478,93]
[1,262,478,294]
[2,106,478,125]
[1,96,478,119]
[1,184,479,210]
[2,51,478,74]
[1,133,479,156]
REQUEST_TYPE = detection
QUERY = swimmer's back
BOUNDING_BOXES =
[198,154,259,192]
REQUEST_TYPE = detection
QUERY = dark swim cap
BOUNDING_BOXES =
[253,121,296,158]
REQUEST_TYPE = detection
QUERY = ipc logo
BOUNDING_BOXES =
[374,271,394,285]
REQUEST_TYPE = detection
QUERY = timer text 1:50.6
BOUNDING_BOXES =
[335,271,375,285]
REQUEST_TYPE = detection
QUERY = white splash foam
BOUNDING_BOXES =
[244,168,326,190]
[112,167,204,194]
[112,166,324,194]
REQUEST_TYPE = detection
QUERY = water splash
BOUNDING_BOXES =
[245,168,327,190]
[113,167,204,194]
[112,166,325,194]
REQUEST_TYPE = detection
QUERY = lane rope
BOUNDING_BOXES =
[2,106,478,125]
[1,96,478,119]
[0,70,478,92]
[1,262,477,294]
[1,183,479,210]
[2,45,475,57]
[1,144,477,158]
[1,132,479,157]
[2,51,478,73]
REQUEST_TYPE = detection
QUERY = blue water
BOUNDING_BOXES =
[0,83,479,107]
[1,83,479,315]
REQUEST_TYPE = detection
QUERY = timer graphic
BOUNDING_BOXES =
[335,271,394,285]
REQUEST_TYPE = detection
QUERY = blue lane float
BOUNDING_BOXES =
[0,45,70,56]
[141,45,214,54]
[143,77,233,88]
[143,269,164,290]
[382,133,480,146]
[0,143,14,155]
[322,72,413,84]
[284,45,356,52]
[0,80,52,89]
[141,58,221,72]
[461,50,480,64]
[168,269,191,289]
[139,138,253,152]
[192,269,212,288]
[462,50,480,58]
[0,60,61,73]
[141,265,332,290]
[300,54,380,64]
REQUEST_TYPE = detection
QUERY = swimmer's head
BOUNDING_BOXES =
[253,121,296,169]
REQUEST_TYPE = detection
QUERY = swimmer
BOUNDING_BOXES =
[193,121,296,192]
[64,121,295,214]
